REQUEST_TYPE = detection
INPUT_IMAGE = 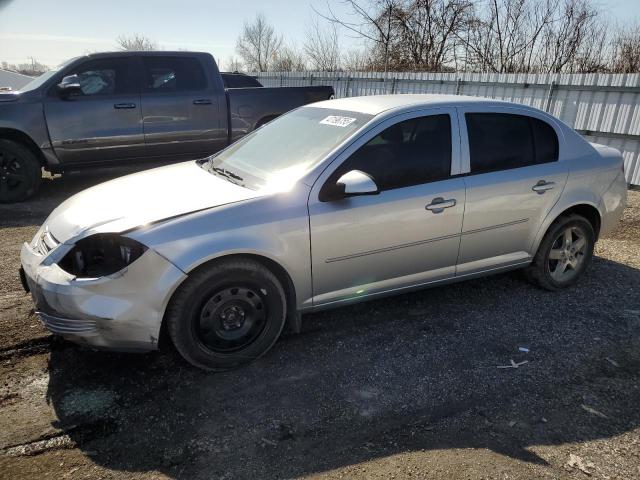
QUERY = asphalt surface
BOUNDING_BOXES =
[0,171,639,479]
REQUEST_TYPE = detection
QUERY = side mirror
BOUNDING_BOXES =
[336,170,379,197]
[57,75,81,97]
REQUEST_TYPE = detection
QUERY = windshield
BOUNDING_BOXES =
[18,57,79,93]
[199,107,373,191]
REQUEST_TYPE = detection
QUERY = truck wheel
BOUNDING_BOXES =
[166,258,287,371]
[0,139,42,203]
[525,214,595,291]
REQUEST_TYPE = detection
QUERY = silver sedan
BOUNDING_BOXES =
[20,95,627,370]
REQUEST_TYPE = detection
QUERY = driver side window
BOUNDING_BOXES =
[320,114,452,201]
[62,58,136,96]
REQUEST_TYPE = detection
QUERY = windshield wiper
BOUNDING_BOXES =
[211,166,245,185]
[213,167,243,181]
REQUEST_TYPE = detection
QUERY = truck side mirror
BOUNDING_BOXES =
[57,75,82,98]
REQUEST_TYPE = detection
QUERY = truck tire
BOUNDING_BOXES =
[0,139,42,203]
[166,258,287,371]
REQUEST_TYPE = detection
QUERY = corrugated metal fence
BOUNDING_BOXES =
[253,71,640,187]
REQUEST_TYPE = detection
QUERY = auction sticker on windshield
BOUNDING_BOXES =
[320,115,357,127]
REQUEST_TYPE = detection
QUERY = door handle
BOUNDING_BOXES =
[193,98,212,105]
[114,102,136,109]
[532,180,555,193]
[425,197,456,213]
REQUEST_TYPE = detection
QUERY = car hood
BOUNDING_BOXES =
[45,161,262,243]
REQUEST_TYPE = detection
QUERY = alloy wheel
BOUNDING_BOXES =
[547,226,588,282]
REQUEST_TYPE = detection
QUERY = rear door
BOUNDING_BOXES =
[43,57,144,165]
[456,107,569,275]
[140,55,227,158]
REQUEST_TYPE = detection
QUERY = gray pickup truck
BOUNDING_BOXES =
[0,51,334,202]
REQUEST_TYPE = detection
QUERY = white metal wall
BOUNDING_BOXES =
[253,71,640,187]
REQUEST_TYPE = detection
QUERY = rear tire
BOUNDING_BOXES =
[0,139,42,203]
[166,258,287,371]
[525,214,595,291]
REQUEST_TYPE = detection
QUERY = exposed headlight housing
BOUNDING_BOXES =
[58,234,147,278]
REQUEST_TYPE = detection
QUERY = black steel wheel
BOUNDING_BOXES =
[166,258,287,371]
[196,286,268,353]
[0,139,42,203]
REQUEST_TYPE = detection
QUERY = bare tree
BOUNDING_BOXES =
[386,0,474,71]
[611,23,640,73]
[1,57,49,76]
[317,0,636,74]
[319,0,473,72]
[224,56,244,72]
[459,0,556,73]
[342,48,373,70]
[535,0,604,73]
[116,34,158,51]
[236,13,283,72]
[304,19,341,71]
[272,45,307,71]
[316,0,402,72]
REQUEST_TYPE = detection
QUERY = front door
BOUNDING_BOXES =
[456,108,569,275]
[309,108,465,307]
[140,55,227,158]
[43,57,145,165]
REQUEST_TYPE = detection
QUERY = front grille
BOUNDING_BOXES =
[36,311,98,335]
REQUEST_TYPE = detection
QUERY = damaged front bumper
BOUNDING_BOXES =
[20,240,187,352]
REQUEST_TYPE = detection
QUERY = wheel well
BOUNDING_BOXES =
[159,253,298,349]
[557,204,602,239]
[0,128,47,167]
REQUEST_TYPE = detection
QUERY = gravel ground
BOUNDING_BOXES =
[0,173,638,480]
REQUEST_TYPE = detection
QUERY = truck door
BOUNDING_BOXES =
[140,55,227,158]
[43,57,145,165]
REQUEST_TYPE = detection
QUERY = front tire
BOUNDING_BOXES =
[0,139,42,203]
[165,259,287,371]
[526,214,595,291]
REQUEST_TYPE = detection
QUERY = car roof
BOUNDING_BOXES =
[84,51,211,59]
[311,94,517,116]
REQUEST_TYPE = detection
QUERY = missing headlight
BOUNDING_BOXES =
[58,234,147,278]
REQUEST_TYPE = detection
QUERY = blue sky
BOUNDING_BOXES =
[0,0,638,70]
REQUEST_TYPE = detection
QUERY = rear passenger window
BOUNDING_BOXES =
[320,114,451,199]
[143,57,207,92]
[466,113,558,174]
[531,117,559,163]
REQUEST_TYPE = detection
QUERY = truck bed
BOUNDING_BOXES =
[227,86,334,142]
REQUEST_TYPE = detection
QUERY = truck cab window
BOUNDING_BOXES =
[60,58,136,96]
[143,57,207,92]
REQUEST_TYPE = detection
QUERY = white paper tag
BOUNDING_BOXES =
[320,115,357,127]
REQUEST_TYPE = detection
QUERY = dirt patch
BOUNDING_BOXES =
[0,173,639,479]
